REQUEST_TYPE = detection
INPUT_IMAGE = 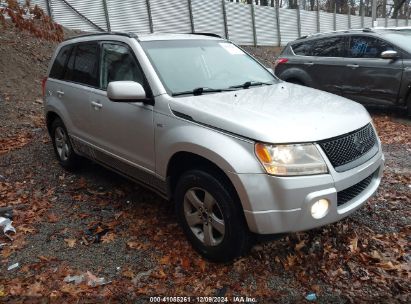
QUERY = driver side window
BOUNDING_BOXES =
[348,36,395,58]
[100,43,144,90]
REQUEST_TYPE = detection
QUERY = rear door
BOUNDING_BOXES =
[342,35,403,105]
[307,36,349,95]
[48,42,99,143]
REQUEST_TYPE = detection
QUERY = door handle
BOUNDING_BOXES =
[56,90,64,97]
[346,64,359,69]
[304,62,314,66]
[91,101,103,109]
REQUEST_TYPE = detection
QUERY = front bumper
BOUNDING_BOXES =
[232,146,384,234]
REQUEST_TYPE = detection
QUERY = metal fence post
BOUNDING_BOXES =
[102,0,110,32]
[347,5,351,29]
[371,0,377,26]
[222,0,229,39]
[333,1,336,31]
[275,0,281,46]
[45,0,52,18]
[296,2,301,38]
[251,2,257,46]
[316,0,320,32]
[187,0,195,33]
[146,0,154,33]
[361,5,365,28]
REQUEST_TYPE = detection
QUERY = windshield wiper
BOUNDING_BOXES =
[230,81,273,89]
[172,87,235,97]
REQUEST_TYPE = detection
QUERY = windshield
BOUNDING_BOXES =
[141,39,278,96]
[381,32,411,53]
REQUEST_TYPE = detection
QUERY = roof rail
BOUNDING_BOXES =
[190,32,223,38]
[297,28,376,40]
[64,32,138,41]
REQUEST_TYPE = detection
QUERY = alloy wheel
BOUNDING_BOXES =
[183,187,225,246]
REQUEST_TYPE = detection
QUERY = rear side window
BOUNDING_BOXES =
[64,43,99,87]
[348,36,395,58]
[292,41,314,56]
[49,45,72,79]
[311,36,347,57]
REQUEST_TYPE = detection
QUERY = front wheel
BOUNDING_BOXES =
[175,170,251,262]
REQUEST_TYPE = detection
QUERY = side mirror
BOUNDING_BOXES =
[107,81,146,102]
[381,50,398,59]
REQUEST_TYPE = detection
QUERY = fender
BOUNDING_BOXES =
[278,67,314,87]
[155,113,266,211]
[398,66,411,106]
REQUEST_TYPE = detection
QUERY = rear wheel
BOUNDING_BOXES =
[175,169,251,262]
[51,118,80,170]
[287,79,305,86]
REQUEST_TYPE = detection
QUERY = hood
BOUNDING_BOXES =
[168,83,372,143]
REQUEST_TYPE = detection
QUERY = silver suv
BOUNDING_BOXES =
[43,32,384,262]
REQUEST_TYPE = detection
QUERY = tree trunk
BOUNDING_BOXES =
[392,0,406,19]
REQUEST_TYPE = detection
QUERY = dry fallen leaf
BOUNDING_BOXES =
[26,282,43,297]
[64,238,76,248]
[349,237,358,252]
[181,257,190,269]
[197,259,206,272]
[127,241,149,250]
[122,269,135,279]
[151,268,167,279]
[376,261,398,271]
[47,213,59,223]
[19,225,36,234]
[101,233,115,244]
[295,240,305,252]
[159,255,171,265]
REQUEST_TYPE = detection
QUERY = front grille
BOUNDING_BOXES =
[319,123,377,169]
[337,171,376,206]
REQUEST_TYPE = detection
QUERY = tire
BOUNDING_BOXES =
[287,79,305,86]
[50,118,80,170]
[407,94,411,117]
[175,169,251,262]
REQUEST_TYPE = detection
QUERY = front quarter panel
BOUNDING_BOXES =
[155,108,264,177]
[154,96,265,211]
[398,59,411,105]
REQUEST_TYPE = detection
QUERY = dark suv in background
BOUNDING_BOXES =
[275,29,411,115]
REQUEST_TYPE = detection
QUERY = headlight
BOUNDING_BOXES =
[255,143,328,176]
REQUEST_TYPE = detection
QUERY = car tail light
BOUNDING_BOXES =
[42,77,48,98]
[274,58,288,67]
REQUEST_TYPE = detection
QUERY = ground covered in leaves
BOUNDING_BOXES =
[0,24,410,303]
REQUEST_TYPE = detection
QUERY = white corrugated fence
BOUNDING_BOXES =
[21,0,410,46]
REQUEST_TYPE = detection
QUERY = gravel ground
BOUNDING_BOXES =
[0,24,410,302]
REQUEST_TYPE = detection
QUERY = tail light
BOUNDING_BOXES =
[274,58,288,68]
[42,77,48,98]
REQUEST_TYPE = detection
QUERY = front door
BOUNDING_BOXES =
[89,42,155,172]
[342,35,403,106]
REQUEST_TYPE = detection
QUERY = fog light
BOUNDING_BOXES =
[311,199,329,219]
